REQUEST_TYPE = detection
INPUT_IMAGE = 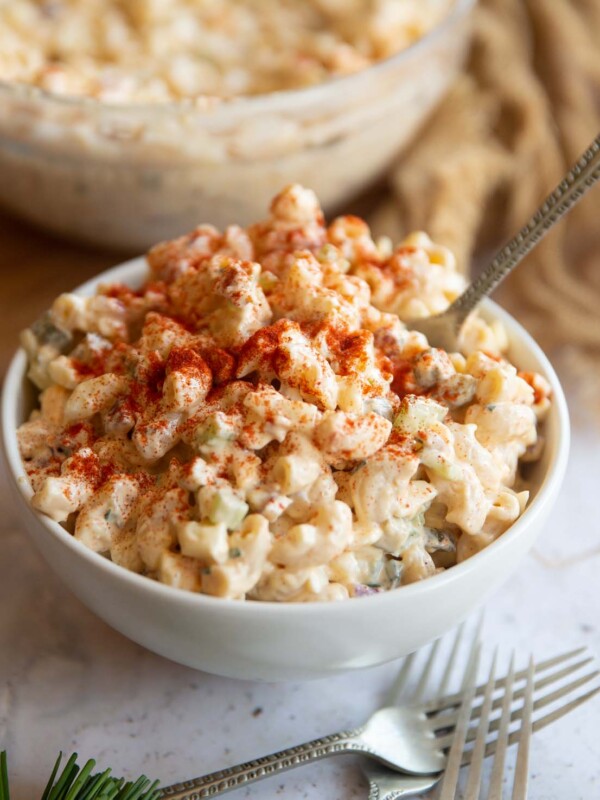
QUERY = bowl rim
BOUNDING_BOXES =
[1,253,569,617]
[0,0,476,119]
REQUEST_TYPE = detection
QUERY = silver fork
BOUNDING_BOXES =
[438,651,534,800]
[159,622,484,800]
[159,692,450,800]
[409,132,600,351]
[369,646,599,799]
[364,619,483,799]
[159,641,598,799]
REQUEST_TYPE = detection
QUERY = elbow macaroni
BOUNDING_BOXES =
[0,1,453,104]
[18,184,550,601]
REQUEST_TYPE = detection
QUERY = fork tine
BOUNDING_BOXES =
[529,684,600,734]
[511,656,535,800]
[525,656,594,694]
[413,638,442,703]
[460,613,484,693]
[453,671,600,765]
[487,651,516,800]
[523,669,600,716]
[464,649,498,800]
[386,651,419,706]
[417,615,481,718]
[437,643,481,800]
[436,663,598,747]
[425,647,589,715]
[476,682,600,762]
[435,652,595,737]
[526,646,586,674]
[470,668,600,744]
[387,618,474,706]
[499,656,594,714]
[436,621,468,699]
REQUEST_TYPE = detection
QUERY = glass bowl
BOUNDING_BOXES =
[0,0,475,251]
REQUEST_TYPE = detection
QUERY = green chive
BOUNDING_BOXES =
[64,760,97,800]
[78,770,113,800]
[41,754,63,800]
[0,751,159,800]
[1,751,10,800]
[48,753,80,800]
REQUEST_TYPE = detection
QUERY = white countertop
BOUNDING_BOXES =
[1,370,599,800]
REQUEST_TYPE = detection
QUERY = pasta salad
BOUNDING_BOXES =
[18,185,551,602]
[0,0,453,103]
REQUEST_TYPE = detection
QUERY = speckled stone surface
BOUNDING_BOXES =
[1,384,599,800]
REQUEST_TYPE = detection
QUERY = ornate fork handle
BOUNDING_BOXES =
[450,132,600,323]
[159,728,368,799]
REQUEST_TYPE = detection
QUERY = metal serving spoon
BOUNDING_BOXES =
[409,132,600,352]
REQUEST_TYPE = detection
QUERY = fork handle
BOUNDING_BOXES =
[449,132,600,323]
[159,728,365,799]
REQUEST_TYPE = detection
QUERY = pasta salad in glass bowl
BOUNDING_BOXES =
[2,185,568,679]
[0,1,475,249]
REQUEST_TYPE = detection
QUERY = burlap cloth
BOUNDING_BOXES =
[368,0,600,414]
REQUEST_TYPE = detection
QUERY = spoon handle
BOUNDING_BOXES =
[449,132,600,322]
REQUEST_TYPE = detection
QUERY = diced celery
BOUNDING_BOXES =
[420,452,463,481]
[207,487,249,530]
[195,412,237,446]
[363,396,394,421]
[377,514,423,557]
[363,556,385,587]
[393,396,447,434]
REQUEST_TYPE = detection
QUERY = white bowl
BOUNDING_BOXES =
[1,257,569,681]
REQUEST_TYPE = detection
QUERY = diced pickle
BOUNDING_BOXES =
[30,312,72,351]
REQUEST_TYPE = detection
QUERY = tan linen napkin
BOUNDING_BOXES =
[368,0,600,411]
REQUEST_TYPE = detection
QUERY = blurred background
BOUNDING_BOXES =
[1,0,598,408]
